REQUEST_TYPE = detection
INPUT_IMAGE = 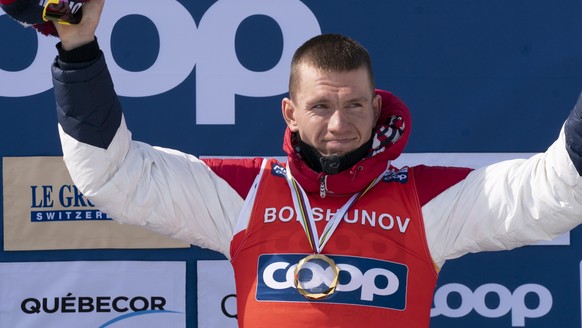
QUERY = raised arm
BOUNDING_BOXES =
[423,94,582,267]
[52,0,243,257]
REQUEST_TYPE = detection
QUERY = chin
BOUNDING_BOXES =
[323,149,354,157]
[319,142,360,157]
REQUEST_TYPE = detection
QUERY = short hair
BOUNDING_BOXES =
[289,34,375,100]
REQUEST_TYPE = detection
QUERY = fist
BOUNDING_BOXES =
[0,0,90,36]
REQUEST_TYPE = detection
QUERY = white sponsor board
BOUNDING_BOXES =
[0,261,186,327]
[198,260,555,327]
[197,260,238,328]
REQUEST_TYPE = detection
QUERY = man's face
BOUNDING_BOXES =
[283,65,381,157]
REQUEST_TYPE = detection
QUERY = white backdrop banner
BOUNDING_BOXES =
[0,261,186,328]
[197,260,237,328]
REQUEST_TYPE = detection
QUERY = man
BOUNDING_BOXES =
[52,1,582,327]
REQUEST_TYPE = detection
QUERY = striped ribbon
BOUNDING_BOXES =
[285,167,385,254]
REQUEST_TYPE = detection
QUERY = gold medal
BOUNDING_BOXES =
[286,167,384,301]
[293,254,340,300]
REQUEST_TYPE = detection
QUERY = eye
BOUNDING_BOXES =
[311,103,329,110]
[346,102,364,109]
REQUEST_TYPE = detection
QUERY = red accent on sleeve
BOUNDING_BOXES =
[413,165,473,206]
[202,157,263,199]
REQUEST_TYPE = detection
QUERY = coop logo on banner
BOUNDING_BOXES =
[0,0,321,124]
[0,261,186,327]
[431,283,553,327]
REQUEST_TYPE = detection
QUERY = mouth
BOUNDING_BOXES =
[322,138,358,155]
[325,138,356,146]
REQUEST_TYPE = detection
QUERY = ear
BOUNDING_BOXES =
[282,97,299,132]
[372,93,382,122]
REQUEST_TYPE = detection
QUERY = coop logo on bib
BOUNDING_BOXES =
[256,254,408,310]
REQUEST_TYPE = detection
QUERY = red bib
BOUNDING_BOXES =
[231,159,437,328]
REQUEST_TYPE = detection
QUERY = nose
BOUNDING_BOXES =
[327,109,348,133]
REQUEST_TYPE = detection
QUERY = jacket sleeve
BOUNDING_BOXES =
[423,109,582,267]
[52,54,243,258]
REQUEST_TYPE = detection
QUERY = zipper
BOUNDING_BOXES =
[350,165,364,181]
[319,175,327,198]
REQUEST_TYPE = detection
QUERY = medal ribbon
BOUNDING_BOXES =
[285,167,386,254]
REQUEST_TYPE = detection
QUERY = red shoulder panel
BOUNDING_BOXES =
[412,165,473,206]
[202,157,263,198]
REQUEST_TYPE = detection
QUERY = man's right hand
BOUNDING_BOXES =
[55,0,105,50]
